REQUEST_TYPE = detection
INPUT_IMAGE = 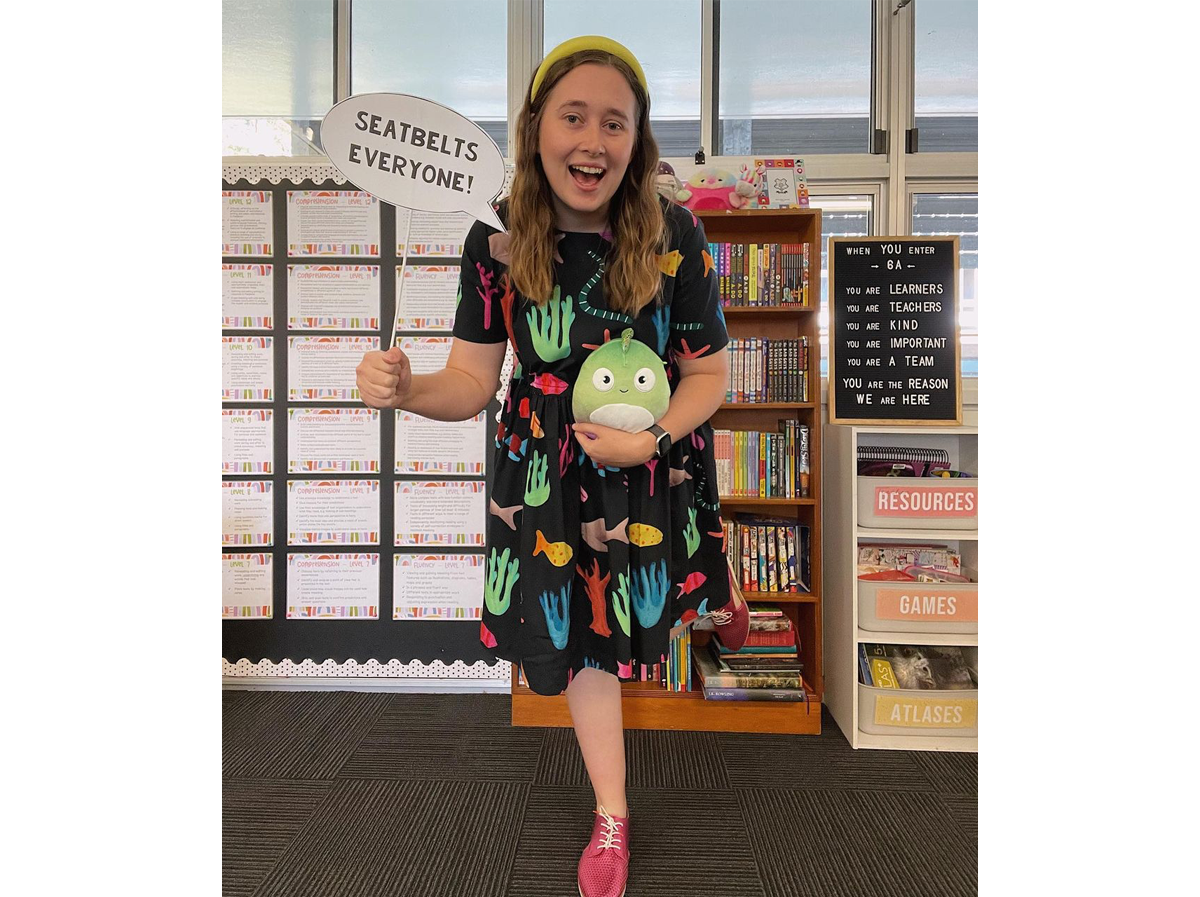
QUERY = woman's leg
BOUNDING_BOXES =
[565,667,628,817]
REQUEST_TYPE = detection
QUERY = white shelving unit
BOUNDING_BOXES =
[823,424,978,752]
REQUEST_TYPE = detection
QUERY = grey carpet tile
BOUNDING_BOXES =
[738,788,976,897]
[716,728,931,792]
[507,786,767,897]
[337,720,545,783]
[223,691,392,779]
[377,692,516,730]
[535,727,731,791]
[911,749,978,794]
[936,793,977,842]
[223,779,334,897]
[247,778,529,897]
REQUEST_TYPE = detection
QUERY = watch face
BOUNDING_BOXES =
[656,431,671,457]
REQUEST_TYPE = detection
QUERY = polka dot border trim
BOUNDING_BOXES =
[222,657,511,679]
[222,159,515,193]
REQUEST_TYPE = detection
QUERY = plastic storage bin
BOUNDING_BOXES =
[858,576,978,633]
[858,682,978,737]
[857,476,978,530]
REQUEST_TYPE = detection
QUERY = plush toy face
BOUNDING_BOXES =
[687,168,738,188]
[573,328,669,432]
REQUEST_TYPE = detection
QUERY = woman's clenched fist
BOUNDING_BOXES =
[356,346,411,409]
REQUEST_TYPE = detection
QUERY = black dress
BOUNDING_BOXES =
[452,197,730,696]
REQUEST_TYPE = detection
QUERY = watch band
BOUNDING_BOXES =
[647,424,671,459]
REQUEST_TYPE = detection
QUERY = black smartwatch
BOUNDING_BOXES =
[647,424,672,460]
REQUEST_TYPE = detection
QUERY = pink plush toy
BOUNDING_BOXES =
[677,167,758,211]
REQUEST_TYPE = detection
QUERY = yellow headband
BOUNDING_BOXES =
[531,35,648,102]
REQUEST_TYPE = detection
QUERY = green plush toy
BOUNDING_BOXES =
[573,328,669,432]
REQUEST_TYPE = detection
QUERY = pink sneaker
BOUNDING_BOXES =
[577,806,630,897]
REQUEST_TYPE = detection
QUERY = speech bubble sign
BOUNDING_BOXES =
[322,92,506,233]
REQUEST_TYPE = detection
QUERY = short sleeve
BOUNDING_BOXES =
[451,218,508,344]
[666,204,729,359]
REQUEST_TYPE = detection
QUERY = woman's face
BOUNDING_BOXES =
[536,62,638,231]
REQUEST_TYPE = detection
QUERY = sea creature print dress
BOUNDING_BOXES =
[451,197,730,697]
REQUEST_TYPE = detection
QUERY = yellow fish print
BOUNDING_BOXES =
[626,522,663,547]
[656,250,683,276]
[533,529,574,567]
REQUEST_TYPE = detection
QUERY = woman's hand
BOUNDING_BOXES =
[357,346,412,409]
[572,422,657,468]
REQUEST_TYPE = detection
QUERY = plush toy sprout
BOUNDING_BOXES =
[572,328,669,432]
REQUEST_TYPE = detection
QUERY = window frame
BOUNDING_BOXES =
[228,0,978,385]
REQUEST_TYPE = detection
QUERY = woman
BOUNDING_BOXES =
[356,35,748,897]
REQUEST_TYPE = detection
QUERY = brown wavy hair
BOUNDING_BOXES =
[507,49,669,315]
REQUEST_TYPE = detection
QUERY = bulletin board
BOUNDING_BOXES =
[221,161,513,681]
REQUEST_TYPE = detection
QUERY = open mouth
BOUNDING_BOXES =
[569,164,606,188]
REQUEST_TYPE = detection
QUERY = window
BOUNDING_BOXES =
[810,195,874,378]
[544,0,701,157]
[914,0,978,152]
[352,0,509,154]
[911,192,978,375]
[718,0,873,155]
[222,0,333,156]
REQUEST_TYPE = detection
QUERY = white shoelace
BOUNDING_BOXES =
[595,808,624,850]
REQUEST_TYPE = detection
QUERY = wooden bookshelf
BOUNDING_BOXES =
[511,207,824,735]
[704,207,825,725]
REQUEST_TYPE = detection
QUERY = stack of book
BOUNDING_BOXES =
[726,336,809,403]
[694,604,807,702]
[713,422,810,499]
[722,514,810,594]
[709,241,810,307]
[858,643,978,690]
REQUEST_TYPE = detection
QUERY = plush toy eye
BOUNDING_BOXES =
[634,367,656,392]
[592,368,615,392]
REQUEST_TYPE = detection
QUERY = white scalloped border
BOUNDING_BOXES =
[223,657,511,679]
[222,157,514,193]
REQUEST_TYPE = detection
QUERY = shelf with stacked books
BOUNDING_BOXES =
[704,207,824,729]
[823,424,978,752]
[511,207,825,737]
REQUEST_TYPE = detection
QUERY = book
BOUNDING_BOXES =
[861,644,976,690]
[694,645,804,689]
[748,602,784,617]
[702,684,808,703]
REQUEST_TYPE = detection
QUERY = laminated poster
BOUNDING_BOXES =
[393,554,485,620]
[287,479,380,545]
[394,481,486,546]
[222,191,273,255]
[287,191,380,257]
[222,336,273,402]
[397,336,452,374]
[287,408,380,473]
[287,264,381,330]
[288,335,378,401]
[395,410,486,475]
[222,480,274,546]
[395,208,473,257]
[222,553,273,619]
[395,265,459,331]
[286,553,380,619]
[222,264,273,329]
[223,409,273,474]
